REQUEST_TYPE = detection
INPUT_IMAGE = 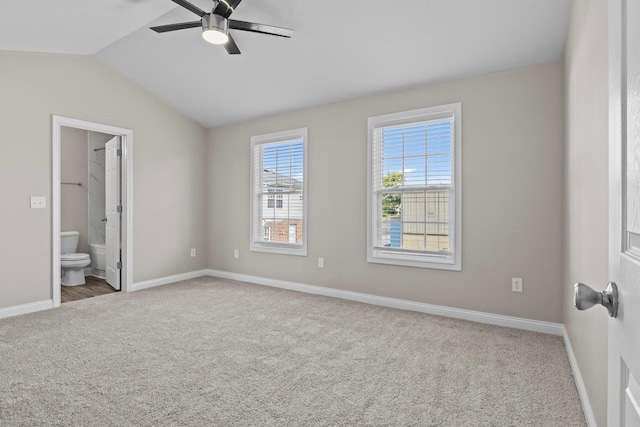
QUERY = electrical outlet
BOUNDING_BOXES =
[318,257,324,268]
[234,249,239,259]
[190,248,196,257]
[512,278,523,293]
[30,196,46,209]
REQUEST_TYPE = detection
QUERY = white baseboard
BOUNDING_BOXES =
[0,269,564,339]
[0,299,54,320]
[0,269,209,319]
[204,269,563,336]
[131,269,209,292]
[563,327,597,427]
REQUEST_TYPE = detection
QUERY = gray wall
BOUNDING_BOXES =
[0,51,207,308]
[207,62,565,323]
[0,22,608,421]
[60,126,89,254]
[563,0,609,425]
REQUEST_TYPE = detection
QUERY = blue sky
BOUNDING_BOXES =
[262,140,304,185]
[382,120,453,186]
[259,121,452,189]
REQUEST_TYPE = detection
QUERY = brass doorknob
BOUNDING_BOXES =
[573,282,618,318]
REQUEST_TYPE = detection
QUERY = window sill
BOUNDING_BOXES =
[250,244,307,257]
[367,253,461,271]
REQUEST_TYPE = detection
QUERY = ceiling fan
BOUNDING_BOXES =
[150,0,293,55]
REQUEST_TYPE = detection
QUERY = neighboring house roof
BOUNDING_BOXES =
[263,169,303,191]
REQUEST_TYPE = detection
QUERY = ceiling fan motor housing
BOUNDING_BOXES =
[202,13,229,44]
[150,0,293,54]
[203,13,228,35]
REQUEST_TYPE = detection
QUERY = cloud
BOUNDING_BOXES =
[387,168,416,174]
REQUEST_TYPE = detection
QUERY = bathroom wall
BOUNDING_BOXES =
[60,126,89,254]
[88,131,112,247]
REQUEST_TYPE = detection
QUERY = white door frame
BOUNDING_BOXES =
[52,115,133,307]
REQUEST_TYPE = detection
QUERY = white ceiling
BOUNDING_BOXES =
[1,0,570,128]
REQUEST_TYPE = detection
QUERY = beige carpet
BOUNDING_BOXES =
[0,277,585,426]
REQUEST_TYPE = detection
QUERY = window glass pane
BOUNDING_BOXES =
[252,131,306,254]
[400,191,450,251]
[288,224,297,243]
[378,217,396,248]
[287,193,303,220]
[375,116,454,256]
[262,219,304,244]
[369,105,459,269]
[263,194,276,219]
[401,191,426,251]
[402,222,425,250]
[382,158,403,181]
[381,122,453,188]
[426,191,449,223]
[426,224,449,252]
[427,153,452,185]
[260,141,302,242]
[381,192,401,218]
[403,156,426,186]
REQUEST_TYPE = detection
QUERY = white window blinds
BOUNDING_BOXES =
[250,128,308,256]
[368,104,461,270]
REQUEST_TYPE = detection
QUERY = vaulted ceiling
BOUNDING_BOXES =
[0,0,570,127]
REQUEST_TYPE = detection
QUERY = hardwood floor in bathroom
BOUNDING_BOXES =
[61,276,118,303]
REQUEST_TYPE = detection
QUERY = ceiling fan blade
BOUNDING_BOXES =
[228,20,293,38]
[171,0,206,17]
[213,0,243,18]
[225,33,241,55]
[150,20,202,33]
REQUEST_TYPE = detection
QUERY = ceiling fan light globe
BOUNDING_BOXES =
[202,28,229,44]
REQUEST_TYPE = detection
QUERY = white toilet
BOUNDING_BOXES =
[89,243,107,278]
[61,231,91,286]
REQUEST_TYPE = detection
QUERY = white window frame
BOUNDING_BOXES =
[367,103,462,270]
[250,127,308,256]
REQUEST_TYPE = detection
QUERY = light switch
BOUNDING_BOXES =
[30,196,46,209]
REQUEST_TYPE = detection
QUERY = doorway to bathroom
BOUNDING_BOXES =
[52,116,133,308]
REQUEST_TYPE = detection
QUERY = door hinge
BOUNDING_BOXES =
[116,261,122,269]
[117,205,122,213]
[117,148,122,157]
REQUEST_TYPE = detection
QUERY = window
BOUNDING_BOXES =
[367,103,461,270]
[251,128,308,256]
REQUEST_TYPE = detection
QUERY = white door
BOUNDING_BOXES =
[609,0,640,425]
[105,136,121,291]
